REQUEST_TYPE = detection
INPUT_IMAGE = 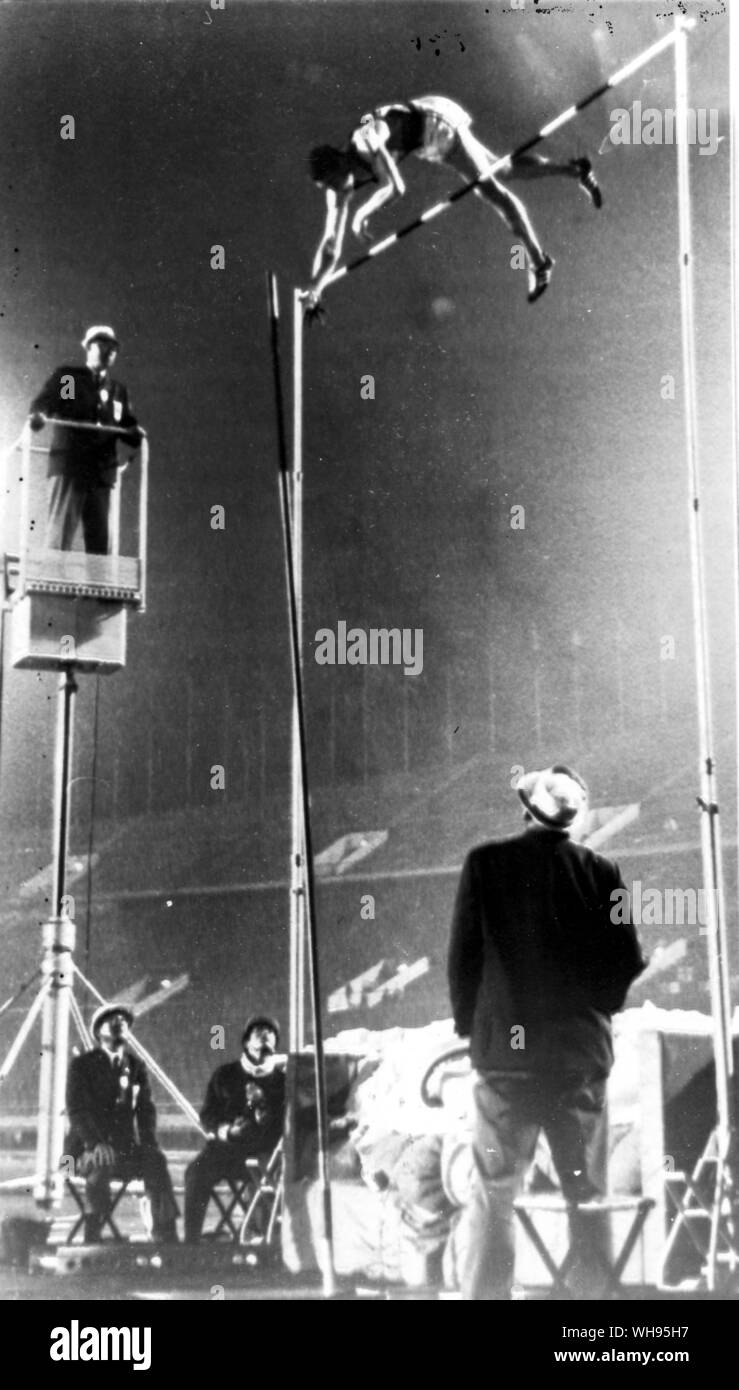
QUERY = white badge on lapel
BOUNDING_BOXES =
[113,399,123,422]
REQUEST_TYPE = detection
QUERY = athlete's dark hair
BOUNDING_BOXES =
[309,144,352,188]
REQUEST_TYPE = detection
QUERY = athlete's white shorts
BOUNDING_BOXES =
[411,95,472,163]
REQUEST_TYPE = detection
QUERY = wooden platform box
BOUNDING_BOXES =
[9,592,127,671]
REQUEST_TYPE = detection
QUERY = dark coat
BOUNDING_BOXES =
[66,1047,158,1158]
[448,827,646,1077]
[200,1060,285,1154]
[30,365,141,485]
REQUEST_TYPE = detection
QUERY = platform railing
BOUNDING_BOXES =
[9,418,148,612]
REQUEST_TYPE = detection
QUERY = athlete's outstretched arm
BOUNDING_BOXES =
[350,144,406,241]
[307,188,352,303]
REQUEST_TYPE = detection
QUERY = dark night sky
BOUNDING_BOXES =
[0,0,734,854]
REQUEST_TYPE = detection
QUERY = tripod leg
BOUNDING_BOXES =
[68,990,93,1051]
[0,977,51,1083]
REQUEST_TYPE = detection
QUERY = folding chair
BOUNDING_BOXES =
[513,1193,654,1299]
[238,1139,284,1248]
[207,1178,251,1242]
[206,1141,284,1247]
[661,1161,739,1287]
[65,1175,153,1244]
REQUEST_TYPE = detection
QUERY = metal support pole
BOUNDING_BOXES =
[185,675,194,804]
[68,989,93,1051]
[731,0,739,983]
[671,19,736,1291]
[675,22,734,1102]
[138,435,149,614]
[0,977,51,1084]
[488,646,496,755]
[52,667,77,919]
[0,602,7,798]
[531,627,542,751]
[33,663,79,1206]
[17,425,31,595]
[267,273,335,1295]
[34,917,75,1208]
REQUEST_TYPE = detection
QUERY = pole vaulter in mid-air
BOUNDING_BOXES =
[304,94,602,315]
[301,28,698,321]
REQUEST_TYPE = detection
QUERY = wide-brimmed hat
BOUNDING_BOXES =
[516,764,588,829]
[91,1002,134,1037]
[81,324,120,350]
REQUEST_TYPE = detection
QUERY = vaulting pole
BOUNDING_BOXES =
[267,272,335,1295]
[323,20,696,295]
[289,288,306,1054]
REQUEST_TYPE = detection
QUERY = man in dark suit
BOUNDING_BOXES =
[28,325,144,554]
[184,1016,286,1243]
[66,1002,179,1243]
[448,764,646,1300]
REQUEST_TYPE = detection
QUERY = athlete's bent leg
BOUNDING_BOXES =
[446,131,553,300]
[503,153,602,208]
[447,132,547,267]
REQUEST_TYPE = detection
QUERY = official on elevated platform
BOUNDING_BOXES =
[3,325,148,673]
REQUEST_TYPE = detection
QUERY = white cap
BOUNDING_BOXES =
[90,1001,134,1037]
[81,324,119,350]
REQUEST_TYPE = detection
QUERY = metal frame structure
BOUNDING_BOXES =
[0,419,202,1213]
[10,419,149,611]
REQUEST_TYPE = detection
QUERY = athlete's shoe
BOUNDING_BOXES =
[575,157,602,208]
[528,254,555,304]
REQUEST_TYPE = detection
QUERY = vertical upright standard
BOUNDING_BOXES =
[662,19,738,1291]
[267,275,335,1295]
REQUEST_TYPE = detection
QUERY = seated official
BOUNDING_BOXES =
[184,1015,286,1243]
[66,1002,179,1243]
